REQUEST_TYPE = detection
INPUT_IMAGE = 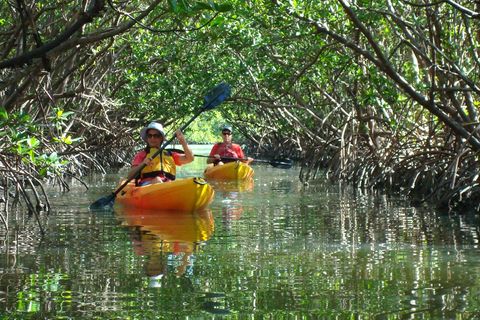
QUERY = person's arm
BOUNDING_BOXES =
[236,145,253,164]
[207,143,221,164]
[175,129,194,165]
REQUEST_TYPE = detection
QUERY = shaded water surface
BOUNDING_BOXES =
[1,146,480,319]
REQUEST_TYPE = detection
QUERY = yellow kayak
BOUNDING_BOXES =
[114,177,214,211]
[204,161,254,180]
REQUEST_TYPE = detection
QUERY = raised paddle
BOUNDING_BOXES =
[89,83,231,210]
[165,149,293,169]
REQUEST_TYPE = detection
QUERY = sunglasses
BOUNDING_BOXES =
[222,131,231,135]
[147,133,163,139]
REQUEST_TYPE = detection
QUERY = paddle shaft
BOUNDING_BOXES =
[193,154,291,167]
[194,154,250,162]
[164,148,292,167]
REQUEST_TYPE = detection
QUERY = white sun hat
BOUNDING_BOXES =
[140,122,166,142]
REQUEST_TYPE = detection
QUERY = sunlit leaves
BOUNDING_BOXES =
[53,135,81,145]
[56,109,74,121]
[0,107,76,177]
[209,15,226,27]
[50,108,75,131]
[37,152,69,177]
[168,0,233,14]
[26,137,40,149]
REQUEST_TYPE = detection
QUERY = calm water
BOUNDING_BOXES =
[1,145,480,319]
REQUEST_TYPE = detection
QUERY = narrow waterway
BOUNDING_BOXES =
[1,145,480,318]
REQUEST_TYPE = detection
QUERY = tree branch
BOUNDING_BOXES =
[0,0,105,69]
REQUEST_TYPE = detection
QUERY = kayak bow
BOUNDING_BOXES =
[204,161,254,180]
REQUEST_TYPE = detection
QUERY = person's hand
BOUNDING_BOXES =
[246,157,254,164]
[213,154,223,166]
[152,176,164,184]
[176,130,187,144]
[143,157,153,166]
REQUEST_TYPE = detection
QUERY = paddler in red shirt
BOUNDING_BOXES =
[207,125,253,166]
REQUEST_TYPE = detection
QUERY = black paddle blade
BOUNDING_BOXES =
[270,159,293,169]
[89,193,115,211]
[203,83,231,110]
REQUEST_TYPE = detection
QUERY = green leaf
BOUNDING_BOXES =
[16,144,26,155]
[0,106,8,121]
[55,109,74,120]
[27,137,40,148]
[19,112,31,123]
[168,2,177,12]
[62,135,73,145]
[213,3,232,12]
[49,152,59,162]
[210,16,225,27]
[39,168,48,177]
[168,0,184,13]
[193,2,214,11]
[28,149,35,162]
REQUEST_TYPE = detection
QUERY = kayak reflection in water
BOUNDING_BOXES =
[137,233,197,281]
[216,179,254,228]
[115,208,214,284]
[128,121,194,186]
[207,125,253,166]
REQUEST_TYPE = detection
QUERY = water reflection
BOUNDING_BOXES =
[209,179,254,225]
[114,207,214,281]
[3,155,480,318]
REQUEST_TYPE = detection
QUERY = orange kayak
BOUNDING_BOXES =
[114,177,214,211]
[204,161,254,180]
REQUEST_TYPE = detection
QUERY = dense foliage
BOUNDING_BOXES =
[1,0,480,226]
